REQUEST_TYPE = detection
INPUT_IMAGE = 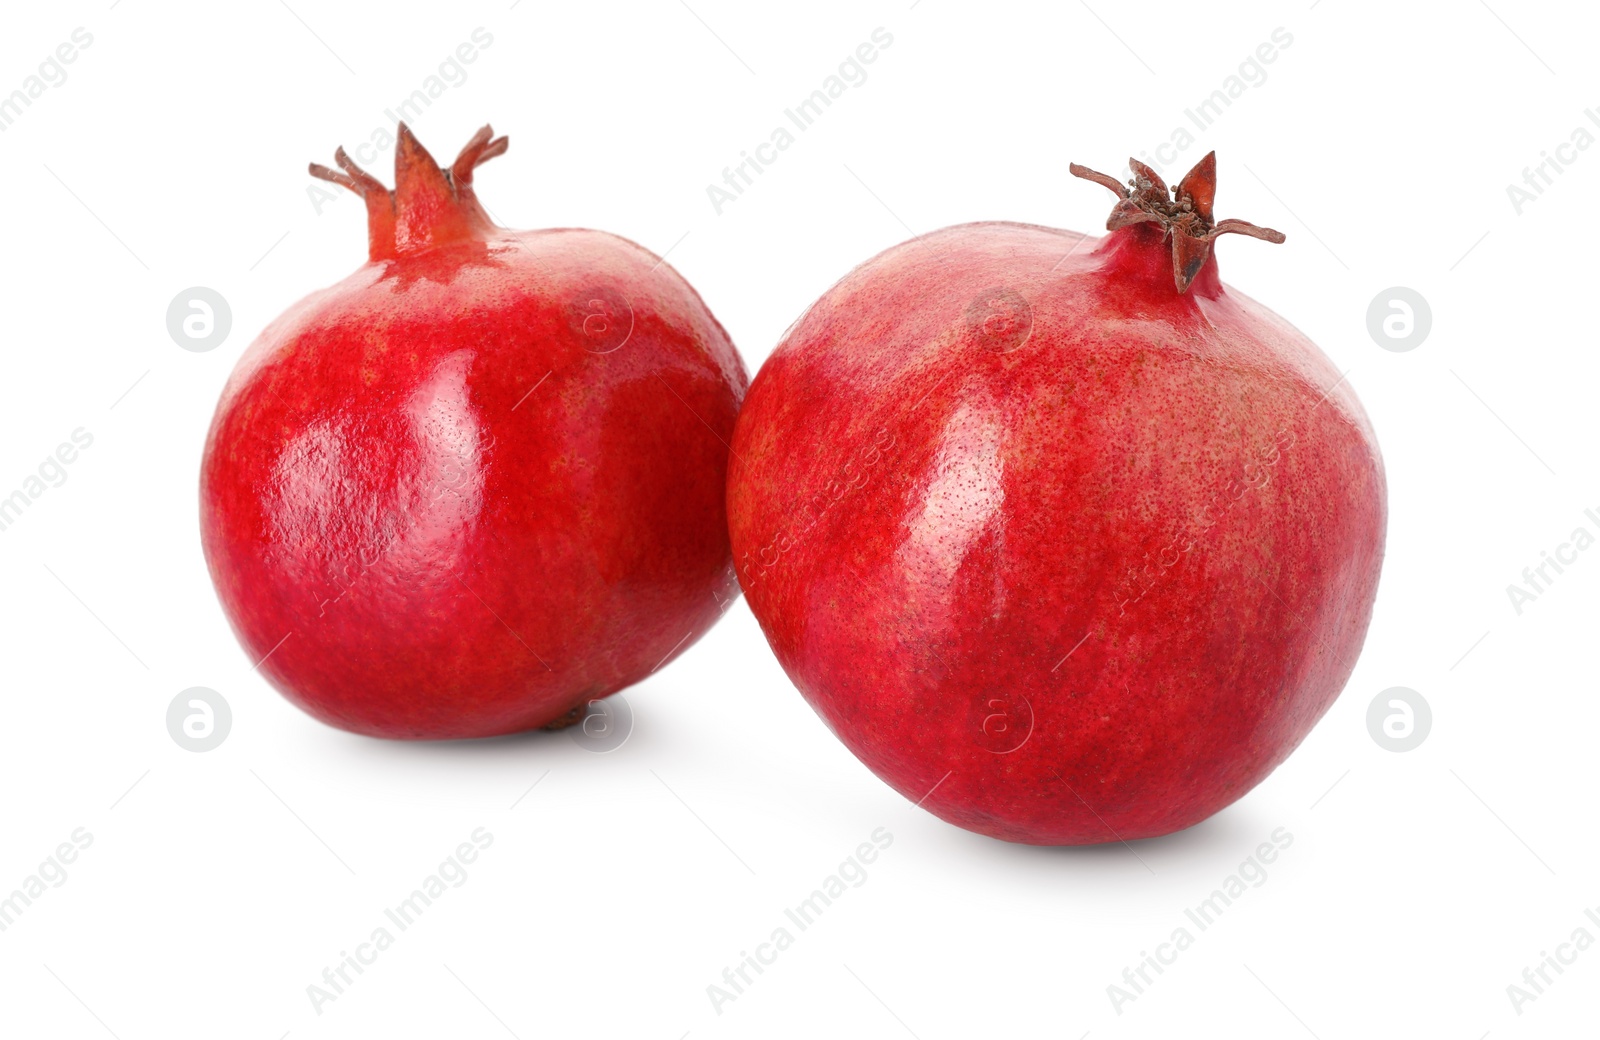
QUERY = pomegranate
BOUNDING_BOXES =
[727,153,1385,844]
[201,124,746,739]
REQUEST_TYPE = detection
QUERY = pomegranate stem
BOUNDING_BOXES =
[1070,151,1284,293]
[308,123,508,262]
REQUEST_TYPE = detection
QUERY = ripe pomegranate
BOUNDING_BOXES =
[201,124,746,739]
[728,153,1385,844]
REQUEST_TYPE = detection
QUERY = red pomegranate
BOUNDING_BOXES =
[727,153,1385,844]
[201,125,746,739]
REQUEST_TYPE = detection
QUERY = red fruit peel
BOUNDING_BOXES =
[728,152,1385,844]
[201,124,746,739]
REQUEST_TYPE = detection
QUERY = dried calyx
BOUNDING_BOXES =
[1070,152,1284,294]
[310,123,508,261]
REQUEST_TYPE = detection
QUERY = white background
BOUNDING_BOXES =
[0,1,1595,1037]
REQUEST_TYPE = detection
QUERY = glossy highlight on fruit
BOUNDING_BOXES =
[201,124,746,739]
[728,153,1385,844]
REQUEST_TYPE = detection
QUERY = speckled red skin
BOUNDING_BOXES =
[728,219,1385,844]
[201,134,745,739]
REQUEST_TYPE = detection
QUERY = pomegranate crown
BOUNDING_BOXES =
[310,123,507,261]
[1069,152,1285,293]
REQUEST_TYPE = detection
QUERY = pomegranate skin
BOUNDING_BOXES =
[728,213,1385,844]
[201,129,745,739]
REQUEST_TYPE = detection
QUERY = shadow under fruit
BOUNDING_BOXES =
[727,153,1386,844]
[200,124,746,739]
